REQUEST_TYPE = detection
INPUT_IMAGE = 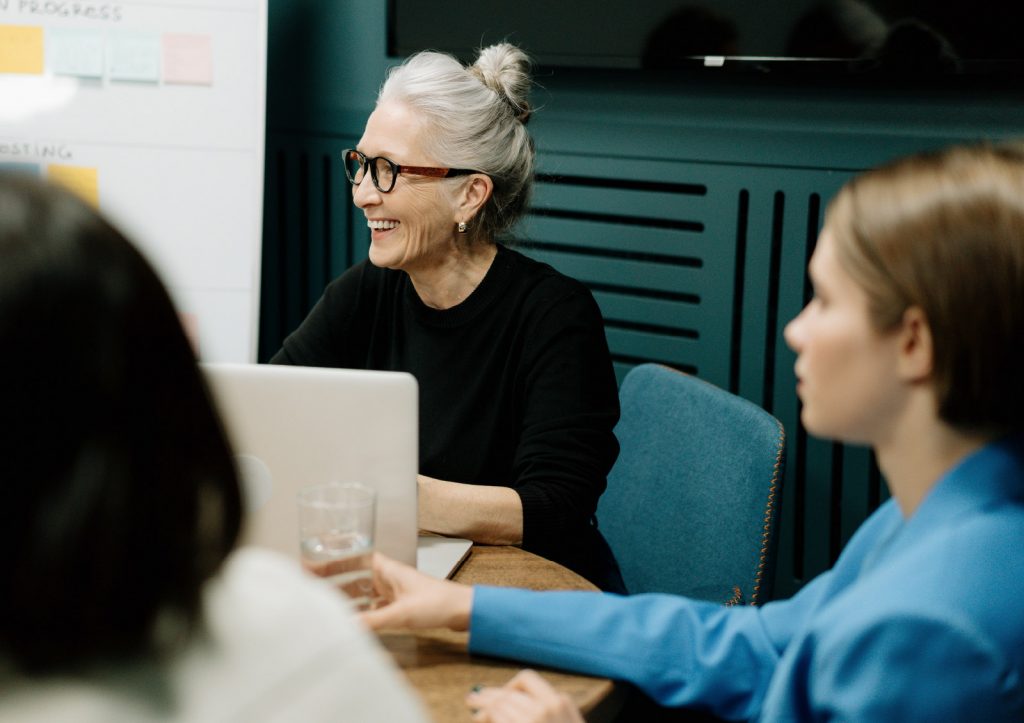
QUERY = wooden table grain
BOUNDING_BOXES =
[378,545,624,722]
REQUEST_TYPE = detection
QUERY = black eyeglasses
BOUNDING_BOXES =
[342,149,480,193]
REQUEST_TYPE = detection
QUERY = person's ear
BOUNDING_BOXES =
[897,306,933,383]
[456,174,493,220]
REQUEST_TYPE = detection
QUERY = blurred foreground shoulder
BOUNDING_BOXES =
[0,548,430,722]
[185,546,431,721]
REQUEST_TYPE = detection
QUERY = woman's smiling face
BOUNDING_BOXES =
[352,101,460,275]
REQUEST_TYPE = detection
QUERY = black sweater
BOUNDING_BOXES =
[272,245,624,590]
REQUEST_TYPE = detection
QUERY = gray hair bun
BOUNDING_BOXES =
[471,43,533,124]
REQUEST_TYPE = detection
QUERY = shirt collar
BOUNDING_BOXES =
[860,434,1024,576]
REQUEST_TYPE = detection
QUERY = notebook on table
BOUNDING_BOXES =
[200,362,472,579]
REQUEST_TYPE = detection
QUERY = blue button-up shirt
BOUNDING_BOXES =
[469,436,1024,720]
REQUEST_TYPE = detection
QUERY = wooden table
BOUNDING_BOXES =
[378,545,624,722]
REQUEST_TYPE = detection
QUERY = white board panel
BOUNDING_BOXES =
[0,0,267,362]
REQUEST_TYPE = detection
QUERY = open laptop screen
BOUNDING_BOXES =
[200,363,419,567]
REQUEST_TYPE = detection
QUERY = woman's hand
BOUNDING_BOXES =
[465,670,584,723]
[359,553,474,631]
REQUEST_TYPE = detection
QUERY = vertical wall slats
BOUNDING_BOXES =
[280,145,302,345]
[261,133,357,360]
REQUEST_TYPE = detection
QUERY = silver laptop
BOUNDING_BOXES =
[200,363,471,578]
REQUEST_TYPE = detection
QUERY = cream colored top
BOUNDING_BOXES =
[0,547,428,722]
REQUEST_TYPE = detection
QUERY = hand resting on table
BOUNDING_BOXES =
[467,669,584,723]
[360,553,474,631]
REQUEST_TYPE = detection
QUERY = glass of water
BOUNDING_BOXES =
[297,481,376,610]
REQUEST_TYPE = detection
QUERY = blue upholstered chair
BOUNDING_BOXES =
[597,364,786,605]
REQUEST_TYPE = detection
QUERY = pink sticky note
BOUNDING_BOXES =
[162,33,213,85]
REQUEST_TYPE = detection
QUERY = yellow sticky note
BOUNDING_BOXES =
[0,25,45,75]
[48,164,100,207]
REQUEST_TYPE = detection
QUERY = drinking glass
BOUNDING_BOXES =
[297,481,376,610]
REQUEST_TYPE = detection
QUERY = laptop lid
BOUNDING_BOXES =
[200,363,418,567]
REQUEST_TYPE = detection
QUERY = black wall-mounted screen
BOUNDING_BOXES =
[389,1,1024,78]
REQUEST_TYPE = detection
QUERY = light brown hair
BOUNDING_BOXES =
[825,142,1024,434]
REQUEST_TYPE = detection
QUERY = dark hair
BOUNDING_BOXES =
[826,142,1024,435]
[642,5,739,68]
[0,174,242,673]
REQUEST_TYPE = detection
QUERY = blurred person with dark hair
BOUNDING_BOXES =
[871,17,962,73]
[786,0,888,58]
[642,5,738,68]
[0,174,427,722]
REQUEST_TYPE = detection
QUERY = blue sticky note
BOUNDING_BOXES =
[0,162,42,175]
[108,32,160,83]
[50,28,105,79]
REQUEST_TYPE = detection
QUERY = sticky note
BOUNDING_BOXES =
[0,162,42,175]
[162,33,213,86]
[0,25,45,75]
[50,28,105,79]
[47,164,99,207]
[108,32,161,82]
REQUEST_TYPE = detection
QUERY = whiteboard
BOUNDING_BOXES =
[0,0,267,362]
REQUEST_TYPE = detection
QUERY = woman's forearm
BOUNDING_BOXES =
[417,474,524,545]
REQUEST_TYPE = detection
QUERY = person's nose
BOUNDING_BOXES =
[352,170,381,209]
[783,309,806,354]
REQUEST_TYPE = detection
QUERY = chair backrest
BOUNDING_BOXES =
[597,364,785,605]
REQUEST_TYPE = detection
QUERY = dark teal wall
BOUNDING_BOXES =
[262,0,1024,598]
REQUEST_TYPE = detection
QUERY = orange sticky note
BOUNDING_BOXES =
[0,25,45,75]
[47,164,100,207]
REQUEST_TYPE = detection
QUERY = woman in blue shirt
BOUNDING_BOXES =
[362,143,1024,721]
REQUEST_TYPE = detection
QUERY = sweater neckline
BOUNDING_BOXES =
[403,244,514,328]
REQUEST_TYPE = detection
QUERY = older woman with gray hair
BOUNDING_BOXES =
[272,43,624,591]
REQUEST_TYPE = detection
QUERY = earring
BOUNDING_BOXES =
[457,221,468,234]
